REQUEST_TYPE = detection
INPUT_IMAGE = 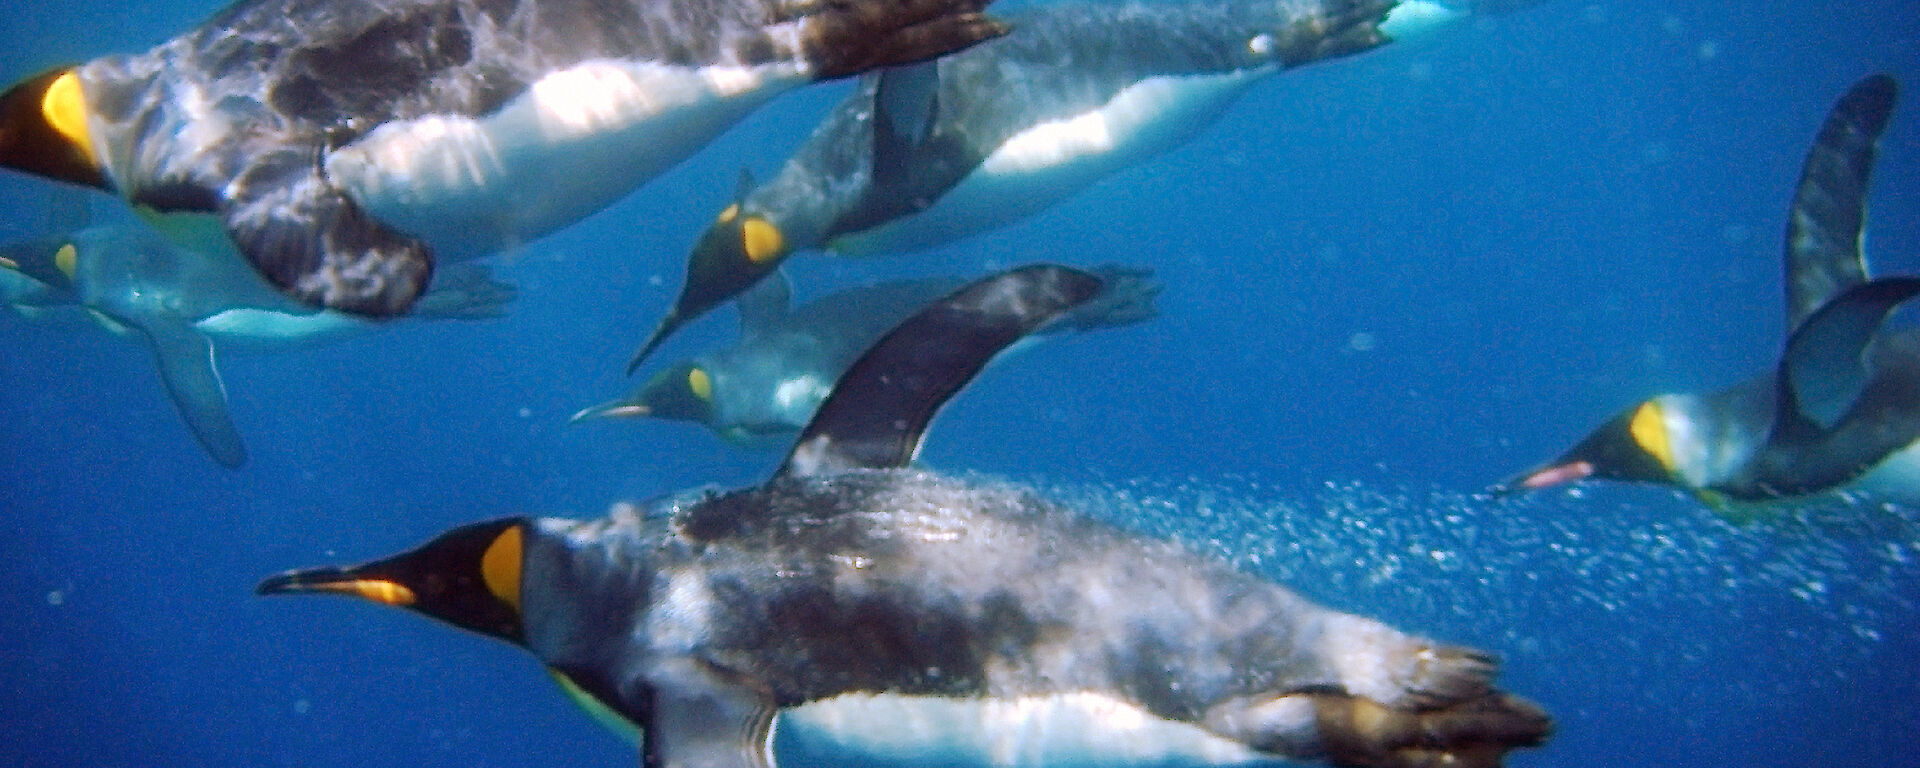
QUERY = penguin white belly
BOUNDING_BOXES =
[829,70,1263,257]
[195,307,370,353]
[327,59,809,258]
[780,692,1268,768]
[1848,441,1920,505]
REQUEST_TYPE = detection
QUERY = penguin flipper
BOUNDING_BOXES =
[410,263,518,321]
[735,267,793,339]
[872,60,941,187]
[642,659,776,768]
[1775,276,1920,440]
[221,153,433,317]
[1054,264,1163,332]
[779,264,1102,477]
[1784,75,1896,330]
[138,317,247,468]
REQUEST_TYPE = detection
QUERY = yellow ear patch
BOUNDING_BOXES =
[687,366,713,401]
[1629,401,1676,474]
[741,217,784,264]
[0,256,17,270]
[41,71,98,169]
[717,203,740,224]
[481,525,524,611]
[55,243,78,280]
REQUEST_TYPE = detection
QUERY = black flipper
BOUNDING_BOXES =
[643,659,777,768]
[139,317,247,468]
[1774,276,1920,441]
[1052,264,1162,332]
[779,264,1102,477]
[872,61,941,188]
[220,151,432,316]
[1783,75,1896,330]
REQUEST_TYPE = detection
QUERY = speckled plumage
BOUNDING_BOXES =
[11,0,1001,314]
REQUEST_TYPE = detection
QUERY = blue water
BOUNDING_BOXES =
[2,1,1918,766]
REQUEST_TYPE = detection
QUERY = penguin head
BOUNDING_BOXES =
[257,518,531,646]
[625,204,789,373]
[1504,399,1683,492]
[573,362,718,426]
[0,67,108,190]
[680,203,789,322]
[0,237,81,295]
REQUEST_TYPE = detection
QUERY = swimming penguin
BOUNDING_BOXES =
[1,216,516,468]
[0,0,1008,317]
[574,264,1159,447]
[625,0,1494,370]
[260,264,1551,768]
[1498,74,1920,512]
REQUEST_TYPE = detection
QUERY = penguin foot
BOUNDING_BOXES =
[797,0,1010,78]
[1309,691,1553,768]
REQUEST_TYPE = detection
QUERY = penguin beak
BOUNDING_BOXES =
[256,567,418,606]
[1488,460,1595,497]
[569,400,652,423]
[626,311,685,376]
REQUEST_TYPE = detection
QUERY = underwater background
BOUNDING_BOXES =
[2,0,1917,766]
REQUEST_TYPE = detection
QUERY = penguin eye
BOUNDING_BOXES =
[740,217,784,264]
[686,367,713,402]
[0,255,17,270]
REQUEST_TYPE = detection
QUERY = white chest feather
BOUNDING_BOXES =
[831,70,1262,257]
[194,308,369,352]
[779,692,1265,768]
[326,59,807,258]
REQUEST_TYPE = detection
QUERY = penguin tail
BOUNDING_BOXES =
[797,0,1010,79]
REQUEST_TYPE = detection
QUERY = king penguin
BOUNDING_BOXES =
[574,264,1159,447]
[1,211,516,468]
[1499,74,1920,513]
[0,0,1008,316]
[623,0,1497,370]
[260,264,1550,768]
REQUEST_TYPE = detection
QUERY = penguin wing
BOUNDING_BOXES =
[410,263,518,321]
[220,151,432,317]
[778,265,1103,477]
[735,268,794,340]
[1773,276,1920,442]
[136,316,247,468]
[1783,74,1896,330]
[871,60,942,188]
[1050,264,1162,332]
[640,658,776,768]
